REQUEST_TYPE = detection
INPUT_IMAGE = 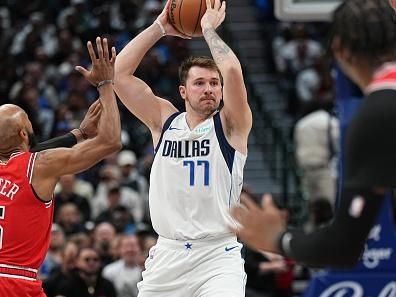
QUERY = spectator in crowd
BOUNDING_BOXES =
[56,203,86,237]
[39,223,66,280]
[43,241,79,297]
[294,100,339,206]
[117,149,149,220]
[55,174,91,221]
[51,246,117,297]
[93,222,118,267]
[102,235,143,297]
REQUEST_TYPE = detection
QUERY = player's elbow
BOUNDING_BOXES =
[223,64,243,78]
[98,132,122,153]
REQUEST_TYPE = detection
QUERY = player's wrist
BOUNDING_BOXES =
[154,19,166,37]
[71,128,85,142]
[277,230,293,257]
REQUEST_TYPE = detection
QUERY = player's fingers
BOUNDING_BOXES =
[87,41,97,62]
[90,100,102,114]
[164,0,172,11]
[102,38,109,61]
[261,194,275,209]
[110,47,117,64]
[218,12,225,26]
[206,0,213,10]
[87,99,99,111]
[214,0,221,11]
[240,195,259,211]
[219,1,226,17]
[230,204,249,225]
[96,37,104,59]
[74,66,89,77]
[178,33,192,39]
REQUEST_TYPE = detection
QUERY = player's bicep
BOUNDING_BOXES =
[114,75,177,131]
[36,140,112,178]
[222,69,252,132]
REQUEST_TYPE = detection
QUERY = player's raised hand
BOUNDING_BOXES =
[201,0,226,31]
[230,194,287,253]
[75,37,116,87]
[155,0,191,39]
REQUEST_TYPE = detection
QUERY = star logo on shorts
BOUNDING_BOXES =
[185,243,192,250]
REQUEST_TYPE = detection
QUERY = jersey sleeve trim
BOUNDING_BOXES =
[213,112,235,173]
[26,152,37,182]
[154,112,182,154]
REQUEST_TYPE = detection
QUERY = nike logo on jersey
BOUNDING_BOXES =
[168,126,183,131]
[225,246,239,252]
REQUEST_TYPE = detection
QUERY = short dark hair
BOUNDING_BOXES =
[329,0,396,68]
[178,56,223,86]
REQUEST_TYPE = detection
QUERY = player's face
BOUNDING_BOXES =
[21,112,37,149]
[180,66,222,116]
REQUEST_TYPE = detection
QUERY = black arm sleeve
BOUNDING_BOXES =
[30,132,77,152]
[345,90,396,188]
[279,187,384,268]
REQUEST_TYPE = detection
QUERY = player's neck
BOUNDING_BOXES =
[0,148,24,162]
[185,110,215,130]
[347,64,372,91]
[185,113,207,130]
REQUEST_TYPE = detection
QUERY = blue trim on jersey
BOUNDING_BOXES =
[154,112,182,154]
[213,112,235,173]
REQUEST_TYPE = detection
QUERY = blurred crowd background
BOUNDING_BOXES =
[0,0,344,296]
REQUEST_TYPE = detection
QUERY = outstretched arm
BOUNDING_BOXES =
[114,0,187,136]
[201,0,252,151]
[231,188,384,268]
[32,38,122,201]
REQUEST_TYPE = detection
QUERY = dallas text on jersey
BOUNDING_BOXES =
[162,140,210,158]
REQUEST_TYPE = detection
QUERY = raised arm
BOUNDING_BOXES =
[201,0,252,152]
[113,0,187,137]
[32,38,122,201]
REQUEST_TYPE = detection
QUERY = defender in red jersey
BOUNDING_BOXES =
[0,37,121,297]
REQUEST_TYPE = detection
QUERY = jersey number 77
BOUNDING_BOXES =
[183,160,210,186]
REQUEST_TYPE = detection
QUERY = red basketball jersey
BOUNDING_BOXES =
[0,151,54,271]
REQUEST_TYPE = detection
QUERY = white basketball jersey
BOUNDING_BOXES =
[149,112,246,240]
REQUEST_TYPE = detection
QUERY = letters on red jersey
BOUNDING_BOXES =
[0,152,54,271]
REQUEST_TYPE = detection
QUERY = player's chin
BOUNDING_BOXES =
[202,105,218,115]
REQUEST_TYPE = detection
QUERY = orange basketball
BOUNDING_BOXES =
[168,0,215,37]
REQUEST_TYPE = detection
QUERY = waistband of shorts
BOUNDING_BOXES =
[0,264,38,281]
[157,234,238,250]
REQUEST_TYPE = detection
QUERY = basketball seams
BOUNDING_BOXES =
[178,0,186,35]
[192,0,204,36]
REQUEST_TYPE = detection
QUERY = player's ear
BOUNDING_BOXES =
[332,37,353,64]
[179,85,187,100]
[19,129,29,145]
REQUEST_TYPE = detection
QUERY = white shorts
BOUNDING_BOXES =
[137,235,247,297]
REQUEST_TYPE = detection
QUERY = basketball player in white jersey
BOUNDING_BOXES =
[114,0,252,295]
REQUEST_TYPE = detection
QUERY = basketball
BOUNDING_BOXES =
[169,0,215,37]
